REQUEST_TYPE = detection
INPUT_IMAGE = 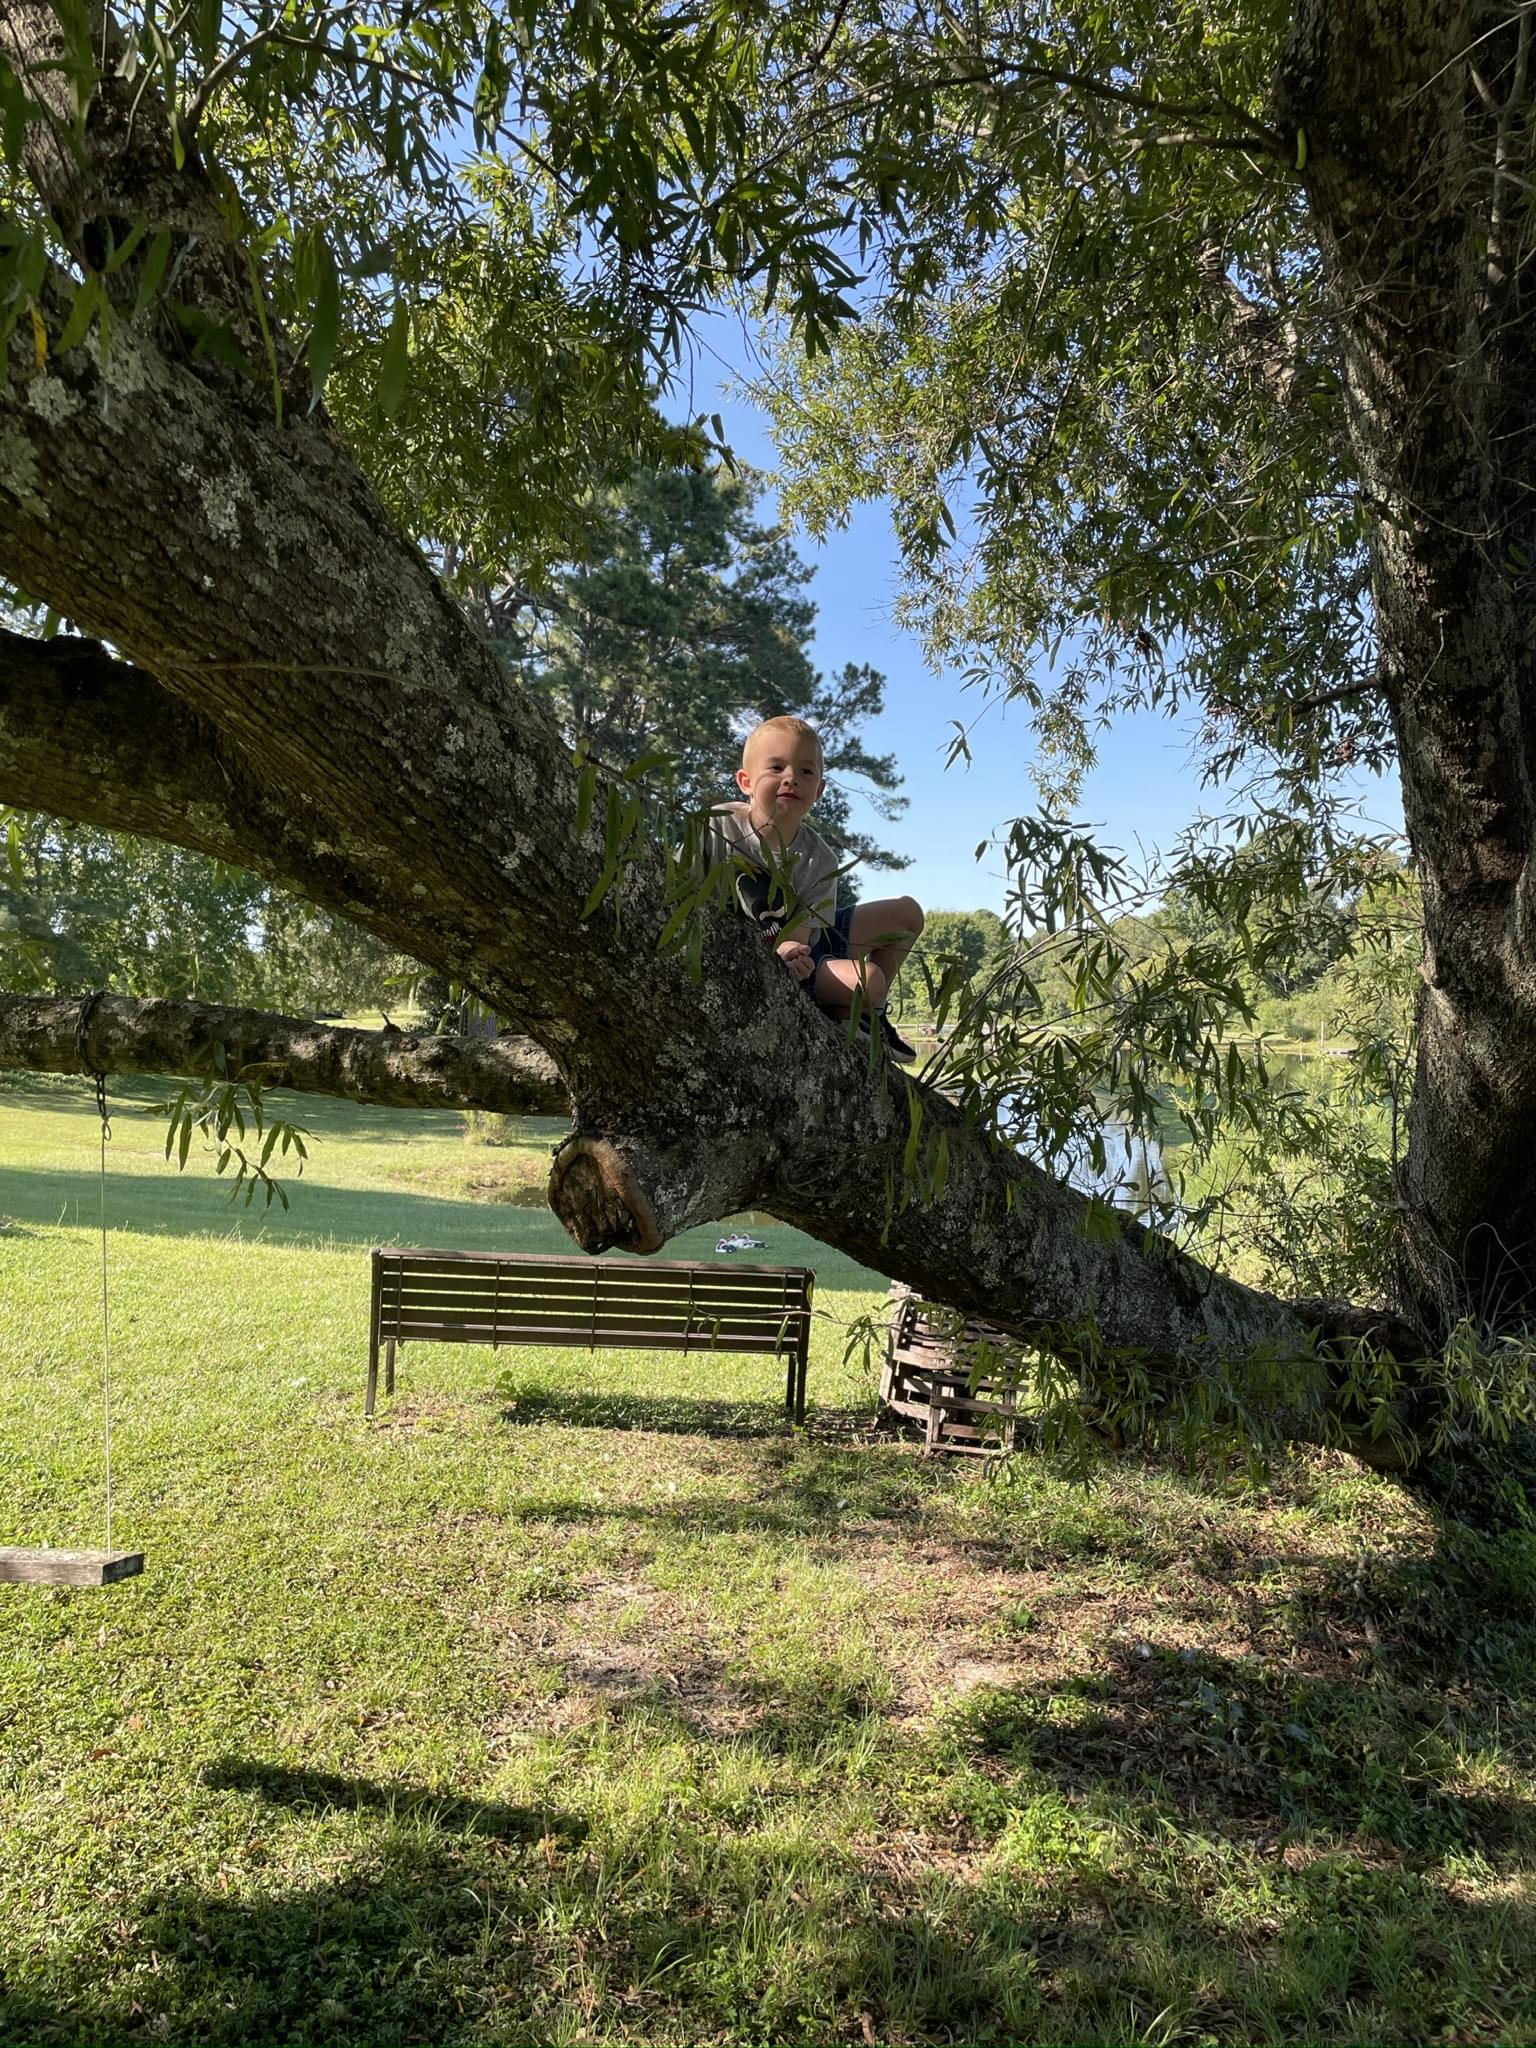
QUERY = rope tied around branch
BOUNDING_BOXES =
[74,988,111,1139]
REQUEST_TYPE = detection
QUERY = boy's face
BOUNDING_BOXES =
[737,730,825,828]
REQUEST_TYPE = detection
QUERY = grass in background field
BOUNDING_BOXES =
[2,1078,1535,2046]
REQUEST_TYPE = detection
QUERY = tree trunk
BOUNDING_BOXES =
[1279,0,1536,1335]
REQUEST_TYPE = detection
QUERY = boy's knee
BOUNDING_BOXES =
[899,897,925,937]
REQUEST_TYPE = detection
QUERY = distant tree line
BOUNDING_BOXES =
[894,850,1416,1055]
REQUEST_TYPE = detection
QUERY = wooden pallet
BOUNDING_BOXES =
[879,1288,1022,1456]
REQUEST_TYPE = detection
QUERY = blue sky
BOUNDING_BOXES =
[678,314,1402,918]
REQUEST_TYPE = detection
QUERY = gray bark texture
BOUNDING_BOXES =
[0,992,568,1116]
[1278,1,1536,1333]
[2,0,1531,1484]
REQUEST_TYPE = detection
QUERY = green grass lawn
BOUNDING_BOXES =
[2,1077,1535,2046]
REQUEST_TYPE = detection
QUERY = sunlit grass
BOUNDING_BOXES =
[2,1077,1534,2045]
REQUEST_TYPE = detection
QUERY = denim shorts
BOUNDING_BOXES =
[802,903,854,993]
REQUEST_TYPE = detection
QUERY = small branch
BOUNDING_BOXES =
[958,56,1285,153]
[1485,7,1533,293]
[0,992,570,1117]
[808,0,852,73]
[1197,241,1303,405]
[1280,675,1380,719]
[179,8,350,152]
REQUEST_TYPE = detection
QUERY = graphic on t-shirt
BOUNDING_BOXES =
[735,868,789,942]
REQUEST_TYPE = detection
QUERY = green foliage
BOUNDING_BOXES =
[0,809,409,1017]
[901,907,1008,1024]
[510,461,908,882]
[0,811,271,1001]
[740,0,1374,803]
[161,1053,309,1210]
[257,895,411,1018]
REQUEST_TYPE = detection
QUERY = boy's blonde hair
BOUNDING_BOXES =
[741,714,824,771]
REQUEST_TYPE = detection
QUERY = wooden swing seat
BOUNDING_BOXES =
[0,1547,145,1587]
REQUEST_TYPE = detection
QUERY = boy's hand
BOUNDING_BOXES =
[776,939,815,982]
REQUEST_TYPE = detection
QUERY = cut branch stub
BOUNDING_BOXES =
[548,1136,664,1255]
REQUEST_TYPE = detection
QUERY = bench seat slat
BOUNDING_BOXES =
[391,1318,811,1351]
[385,1321,800,1354]
[385,1310,806,1343]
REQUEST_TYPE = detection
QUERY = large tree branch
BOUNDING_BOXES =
[1,625,328,868]
[1279,0,1536,1327]
[0,992,568,1116]
[0,624,514,990]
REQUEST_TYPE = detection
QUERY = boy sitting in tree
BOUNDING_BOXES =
[700,714,924,1062]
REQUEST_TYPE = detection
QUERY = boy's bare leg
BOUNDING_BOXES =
[846,897,925,993]
[814,956,887,1017]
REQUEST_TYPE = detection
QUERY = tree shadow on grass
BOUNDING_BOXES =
[950,1651,1535,1865]
[0,1161,603,1251]
[495,1381,877,1441]
[200,1760,586,1847]
[0,1077,482,1150]
[3,1753,1533,2046]
[5,1498,1536,2044]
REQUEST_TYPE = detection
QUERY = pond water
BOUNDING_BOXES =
[1034,1049,1346,1220]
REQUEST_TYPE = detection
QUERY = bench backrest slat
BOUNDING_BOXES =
[385,1270,802,1299]
[373,1246,801,1277]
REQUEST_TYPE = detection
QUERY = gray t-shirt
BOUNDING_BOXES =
[700,803,840,937]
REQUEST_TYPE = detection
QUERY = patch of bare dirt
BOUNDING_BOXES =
[452,1454,1443,1815]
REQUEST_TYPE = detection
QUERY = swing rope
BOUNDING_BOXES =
[0,1001,141,1586]
[77,992,116,1556]
[96,1071,114,1556]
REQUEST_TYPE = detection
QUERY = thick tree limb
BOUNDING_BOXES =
[1,626,324,869]
[0,992,568,1116]
[1278,0,1536,1328]
[0,624,501,981]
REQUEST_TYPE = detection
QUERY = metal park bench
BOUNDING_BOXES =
[367,1247,816,1422]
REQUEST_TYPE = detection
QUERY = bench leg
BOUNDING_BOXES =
[786,1343,811,1425]
[385,1339,397,1397]
[366,1329,380,1417]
